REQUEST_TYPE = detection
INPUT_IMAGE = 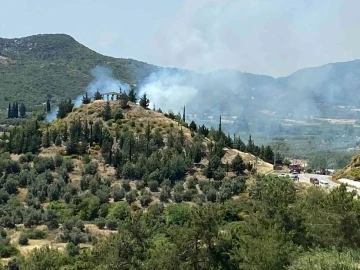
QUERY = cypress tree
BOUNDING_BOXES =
[103,101,112,121]
[42,128,51,148]
[15,102,19,118]
[46,99,51,113]
[19,103,26,118]
[218,115,222,133]
[12,103,16,118]
[7,103,11,119]
[183,106,186,122]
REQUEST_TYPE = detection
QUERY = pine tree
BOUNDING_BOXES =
[7,103,11,119]
[139,93,150,109]
[189,121,197,132]
[128,85,137,103]
[103,101,112,121]
[19,103,26,118]
[94,90,103,100]
[82,92,91,104]
[42,128,51,148]
[231,154,245,175]
[46,99,51,113]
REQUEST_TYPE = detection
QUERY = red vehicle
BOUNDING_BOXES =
[289,164,301,173]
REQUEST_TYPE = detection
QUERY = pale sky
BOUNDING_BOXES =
[1,0,360,77]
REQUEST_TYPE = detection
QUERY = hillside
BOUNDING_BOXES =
[0,34,159,108]
[333,154,360,181]
[2,100,360,269]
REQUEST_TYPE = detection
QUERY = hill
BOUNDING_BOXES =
[0,34,159,108]
[333,154,360,181]
[2,99,360,269]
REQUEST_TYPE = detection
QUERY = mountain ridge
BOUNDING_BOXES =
[1,33,360,125]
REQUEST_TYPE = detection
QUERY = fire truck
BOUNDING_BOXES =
[289,163,301,173]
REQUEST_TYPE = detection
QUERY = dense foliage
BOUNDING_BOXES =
[0,175,359,269]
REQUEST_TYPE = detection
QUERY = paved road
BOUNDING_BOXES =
[280,173,359,194]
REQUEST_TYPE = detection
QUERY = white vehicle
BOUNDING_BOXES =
[319,180,330,188]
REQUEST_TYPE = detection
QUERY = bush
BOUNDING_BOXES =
[125,191,137,204]
[54,154,64,167]
[182,190,194,202]
[62,159,74,172]
[173,191,183,203]
[121,180,131,192]
[140,190,152,207]
[66,242,79,257]
[95,217,106,229]
[18,234,29,246]
[160,186,171,202]
[106,219,118,230]
[0,227,7,238]
[112,185,125,202]
[135,180,145,190]
[27,229,47,239]
[187,177,198,189]
[84,161,98,175]
[148,180,159,192]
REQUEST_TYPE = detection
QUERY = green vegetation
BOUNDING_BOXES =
[0,34,157,110]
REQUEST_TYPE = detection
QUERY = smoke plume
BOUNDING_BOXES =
[46,66,129,122]
[138,69,199,113]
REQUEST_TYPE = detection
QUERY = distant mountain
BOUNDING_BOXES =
[0,34,159,108]
[1,34,360,122]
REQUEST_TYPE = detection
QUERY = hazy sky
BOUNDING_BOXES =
[1,0,360,77]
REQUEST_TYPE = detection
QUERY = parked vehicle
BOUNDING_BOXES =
[319,180,330,188]
[310,177,319,185]
[290,172,299,181]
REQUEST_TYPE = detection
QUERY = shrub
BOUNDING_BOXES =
[18,234,29,246]
[187,177,198,189]
[95,217,106,229]
[27,229,47,239]
[112,185,125,202]
[66,242,79,257]
[54,154,64,167]
[135,180,145,190]
[0,227,7,238]
[160,186,171,202]
[125,190,137,204]
[148,180,159,192]
[84,161,98,175]
[121,180,131,192]
[106,219,118,230]
[140,190,152,207]
[182,190,194,202]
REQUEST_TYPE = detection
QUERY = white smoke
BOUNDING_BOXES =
[74,65,130,107]
[138,70,199,113]
[46,65,129,122]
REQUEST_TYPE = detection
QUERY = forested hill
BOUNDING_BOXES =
[0,34,159,108]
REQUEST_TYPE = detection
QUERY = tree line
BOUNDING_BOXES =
[7,102,26,119]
